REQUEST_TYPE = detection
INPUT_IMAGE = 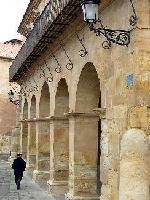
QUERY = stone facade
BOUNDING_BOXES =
[10,0,150,199]
[0,40,22,155]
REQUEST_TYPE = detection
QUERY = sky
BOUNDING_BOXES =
[0,0,30,43]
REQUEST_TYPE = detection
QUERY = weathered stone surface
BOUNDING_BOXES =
[119,129,149,200]
[128,106,149,129]
[9,0,150,199]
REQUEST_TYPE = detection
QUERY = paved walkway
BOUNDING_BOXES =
[0,158,64,200]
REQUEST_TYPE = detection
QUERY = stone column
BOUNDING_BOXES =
[10,125,21,162]
[21,120,28,161]
[27,122,30,168]
[119,128,149,200]
[10,104,22,162]
[33,120,39,181]
[27,120,36,174]
[33,118,50,183]
[66,113,100,200]
[48,117,69,196]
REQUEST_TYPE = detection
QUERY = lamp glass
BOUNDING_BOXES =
[8,90,14,99]
[82,3,99,23]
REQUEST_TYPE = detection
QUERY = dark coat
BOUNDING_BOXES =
[12,157,26,177]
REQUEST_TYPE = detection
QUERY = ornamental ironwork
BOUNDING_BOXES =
[84,0,138,48]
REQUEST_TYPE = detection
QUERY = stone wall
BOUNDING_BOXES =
[0,41,21,154]
[0,58,17,142]
[12,0,150,199]
[0,135,10,154]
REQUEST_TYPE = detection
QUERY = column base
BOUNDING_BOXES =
[65,193,99,200]
[47,180,68,195]
[27,164,36,172]
[33,170,50,182]
[26,165,36,177]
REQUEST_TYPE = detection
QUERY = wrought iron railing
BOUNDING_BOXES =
[10,0,80,81]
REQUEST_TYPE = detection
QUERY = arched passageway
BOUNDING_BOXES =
[71,63,101,198]
[50,78,69,194]
[22,99,28,160]
[28,95,36,172]
[38,82,50,180]
[39,82,50,118]
[30,95,36,119]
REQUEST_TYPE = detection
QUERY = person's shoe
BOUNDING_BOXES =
[17,185,20,189]
[17,181,20,190]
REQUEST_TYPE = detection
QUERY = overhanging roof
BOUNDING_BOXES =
[10,0,114,82]
[18,0,42,36]
[10,0,81,81]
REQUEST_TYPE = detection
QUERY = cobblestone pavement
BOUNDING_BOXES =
[0,158,64,200]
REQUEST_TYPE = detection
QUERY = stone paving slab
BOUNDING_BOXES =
[0,159,64,200]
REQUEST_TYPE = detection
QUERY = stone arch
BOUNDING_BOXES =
[39,82,50,118]
[73,62,101,198]
[75,62,100,113]
[50,78,69,194]
[23,99,28,119]
[22,99,28,160]
[54,78,69,116]
[119,128,149,200]
[30,95,36,119]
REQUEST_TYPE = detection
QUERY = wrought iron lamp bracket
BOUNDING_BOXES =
[8,84,20,106]
[87,0,137,49]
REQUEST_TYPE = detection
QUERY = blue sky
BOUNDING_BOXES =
[0,0,30,42]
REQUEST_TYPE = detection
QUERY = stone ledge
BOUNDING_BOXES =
[48,180,68,195]
[33,170,50,182]
[20,116,69,122]
[65,193,100,200]
[64,112,100,119]
[47,180,68,186]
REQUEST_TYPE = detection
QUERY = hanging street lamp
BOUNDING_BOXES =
[8,89,20,105]
[80,0,137,49]
[8,90,15,102]
[80,0,100,23]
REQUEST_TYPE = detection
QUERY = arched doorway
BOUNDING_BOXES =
[38,82,50,181]
[28,95,36,172]
[22,99,28,160]
[74,63,101,198]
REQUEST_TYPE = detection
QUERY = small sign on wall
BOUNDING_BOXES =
[127,74,134,87]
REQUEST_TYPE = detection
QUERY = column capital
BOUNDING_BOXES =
[64,109,106,119]
[50,116,69,121]
[93,108,106,119]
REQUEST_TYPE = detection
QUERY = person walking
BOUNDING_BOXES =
[12,153,26,189]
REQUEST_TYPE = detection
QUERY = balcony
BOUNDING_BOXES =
[10,0,81,81]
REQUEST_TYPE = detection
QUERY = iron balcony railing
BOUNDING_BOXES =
[10,0,80,81]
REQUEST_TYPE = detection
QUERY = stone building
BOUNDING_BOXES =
[0,40,22,154]
[9,0,150,199]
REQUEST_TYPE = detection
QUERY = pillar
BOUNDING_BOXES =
[33,118,50,184]
[66,113,100,200]
[27,120,36,174]
[21,121,28,161]
[48,117,69,196]
[119,128,149,200]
